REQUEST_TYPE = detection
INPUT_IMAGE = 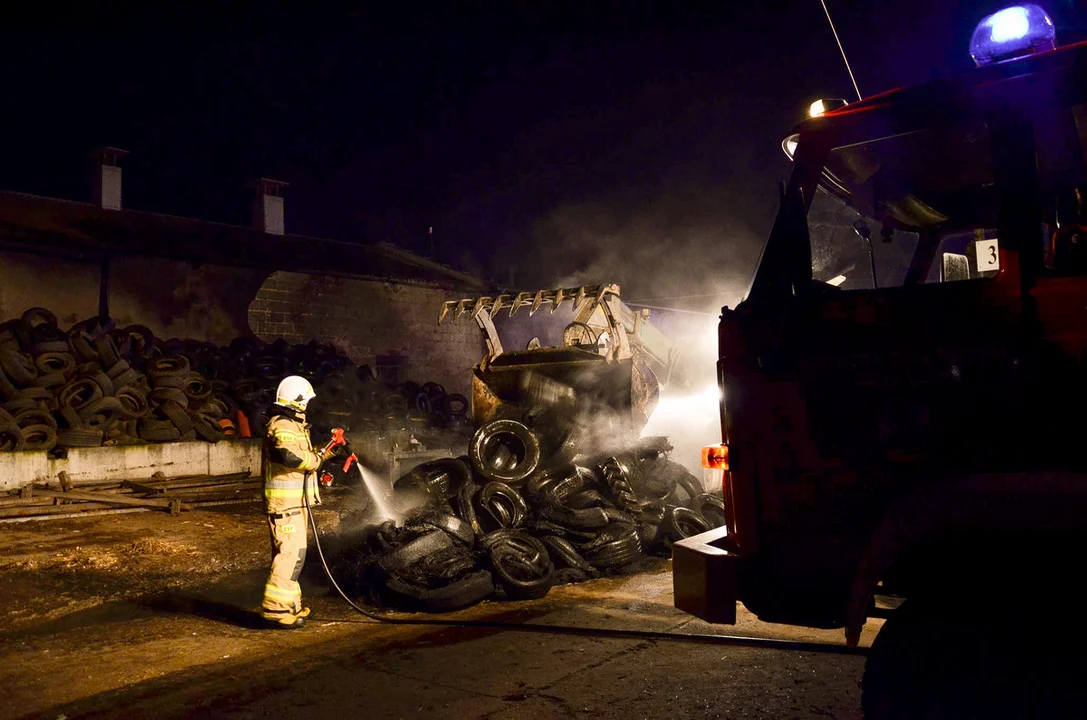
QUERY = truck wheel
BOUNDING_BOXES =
[861,598,1085,719]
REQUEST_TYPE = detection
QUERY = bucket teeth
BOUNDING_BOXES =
[510,292,531,317]
[529,290,545,316]
[438,301,456,324]
[572,287,588,313]
[551,288,566,313]
[453,299,472,322]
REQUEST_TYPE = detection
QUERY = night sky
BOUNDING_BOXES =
[1,2,1084,310]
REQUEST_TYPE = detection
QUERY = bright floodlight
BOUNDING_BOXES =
[970,5,1056,67]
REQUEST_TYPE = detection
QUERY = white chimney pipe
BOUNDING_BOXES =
[249,178,288,235]
[92,147,128,210]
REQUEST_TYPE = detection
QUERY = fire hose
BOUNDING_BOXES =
[302,430,867,656]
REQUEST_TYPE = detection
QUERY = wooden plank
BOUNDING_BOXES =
[33,488,188,510]
[58,471,72,492]
[123,480,166,495]
[0,496,56,509]
[0,507,151,524]
[0,502,117,517]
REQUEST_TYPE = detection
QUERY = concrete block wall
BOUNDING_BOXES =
[249,272,483,397]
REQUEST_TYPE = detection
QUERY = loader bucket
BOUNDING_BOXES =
[471,346,659,432]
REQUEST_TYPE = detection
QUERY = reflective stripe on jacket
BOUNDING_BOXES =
[262,414,322,514]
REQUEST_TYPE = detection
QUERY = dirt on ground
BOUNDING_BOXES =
[0,492,875,720]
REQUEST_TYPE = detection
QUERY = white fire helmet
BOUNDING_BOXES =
[276,375,316,413]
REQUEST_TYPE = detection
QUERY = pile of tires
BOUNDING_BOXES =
[331,405,724,612]
[308,374,471,436]
[0,306,459,453]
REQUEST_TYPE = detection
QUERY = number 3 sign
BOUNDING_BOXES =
[976,239,1000,272]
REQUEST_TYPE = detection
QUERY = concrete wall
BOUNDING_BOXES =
[249,272,483,397]
[0,439,260,491]
[0,249,269,344]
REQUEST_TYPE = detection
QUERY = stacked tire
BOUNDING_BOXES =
[0,305,467,453]
[337,414,724,612]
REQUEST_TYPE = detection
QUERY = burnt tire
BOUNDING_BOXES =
[694,493,726,528]
[384,570,494,612]
[395,457,473,499]
[540,535,598,575]
[657,506,713,550]
[469,419,541,484]
[482,529,554,600]
[455,482,485,538]
[378,531,455,573]
[21,423,57,451]
[579,522,643,570]
[478,481,529,530]
[416,511,476,547]
[56,428,105,448]
[441,393,469,417]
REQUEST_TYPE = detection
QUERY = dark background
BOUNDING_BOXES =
[0,1,1083,309]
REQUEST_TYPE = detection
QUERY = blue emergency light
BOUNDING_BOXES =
[969,4,1057,67]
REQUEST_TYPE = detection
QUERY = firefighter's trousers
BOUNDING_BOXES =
[262,507,308,618]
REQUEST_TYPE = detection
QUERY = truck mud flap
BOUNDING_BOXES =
[671,526,739,625]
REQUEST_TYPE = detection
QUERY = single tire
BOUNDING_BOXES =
[21,307,58,332]
[441,393,469,417]
[378,531,455,573]
[579,523,643,570]
[105,359,131,380]
[111,368,141,390]
[191,413,224,443]
[13,407,57,431]
[657,506,713,550]
[396,457,473,498]
[483,529,555,600]
[183,372,213,401]
[35,352,76,379]
[539,505,611,530]
[30,370,66,388]
[116,386,151,419]
[540,535,598,575]
[0,407,14,425]
[150,373,186,390]
[469,419,541,484]
[149,388,189,407]
[479,481,529,530]
[56,428,105,448]
[147,355,190,379]
[178,429,197,442]
[20,387,52,401]
[694,493,727,528]
[84,371,114,397]
[160,400,194,433]
[20,423,57,451]
[416,511,476,547]
[58,378,103,410]
[2,397,39,413]
[0,423,25,451]
[139,425,182,443]
[384,570,494,612]
[0,349,37,385]
[77,396,124,422]
[455,482,485,538]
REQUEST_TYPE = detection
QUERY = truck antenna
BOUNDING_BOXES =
[818,0,863,101]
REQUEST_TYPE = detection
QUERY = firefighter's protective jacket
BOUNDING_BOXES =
[262,409,322,514]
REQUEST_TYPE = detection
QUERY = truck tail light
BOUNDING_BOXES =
[701,444,729,471]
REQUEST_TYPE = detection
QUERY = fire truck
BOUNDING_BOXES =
[673,5,1087,716]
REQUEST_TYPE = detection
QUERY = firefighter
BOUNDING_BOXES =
[260,375,336,629]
